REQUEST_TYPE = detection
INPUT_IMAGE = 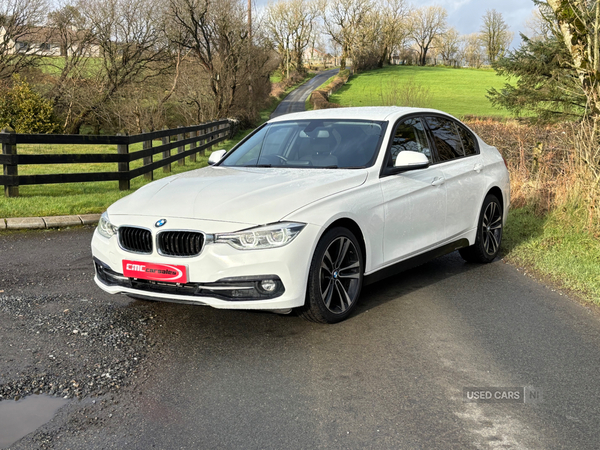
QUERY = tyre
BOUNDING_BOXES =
[459,194,503,263]
[299,227,364,324]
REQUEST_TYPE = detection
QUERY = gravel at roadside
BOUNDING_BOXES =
[0,292,155,402]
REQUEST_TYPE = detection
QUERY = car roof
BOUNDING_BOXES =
[268,106,455,123]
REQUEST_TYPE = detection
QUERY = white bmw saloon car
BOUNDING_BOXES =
[92,107,509,323]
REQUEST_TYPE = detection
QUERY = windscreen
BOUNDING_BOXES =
[221,120,384,169]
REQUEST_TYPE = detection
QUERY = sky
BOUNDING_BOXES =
[255,0,538,49]
[421,0,537,47]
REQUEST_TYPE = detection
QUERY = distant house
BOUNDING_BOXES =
[0,26,100,57]
[303,47,337,67]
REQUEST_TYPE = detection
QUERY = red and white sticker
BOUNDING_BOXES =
[123,260,188,283]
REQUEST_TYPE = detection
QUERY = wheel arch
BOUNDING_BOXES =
[321,218,367,270]
[486,186,504,212]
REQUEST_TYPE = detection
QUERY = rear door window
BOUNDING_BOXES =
[456,123,478,156]
[425,116,464,162]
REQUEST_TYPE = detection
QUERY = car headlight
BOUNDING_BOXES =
[97,212,118,239]
[214,222,306,250]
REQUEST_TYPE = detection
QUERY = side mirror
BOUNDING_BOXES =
[393,151,430,172]
[208,149,227,165]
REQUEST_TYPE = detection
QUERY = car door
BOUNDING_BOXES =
[380,116,447,264]
[424,115,485,241]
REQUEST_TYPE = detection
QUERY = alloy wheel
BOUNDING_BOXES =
[482,200,502,256]
[319,236,361,314]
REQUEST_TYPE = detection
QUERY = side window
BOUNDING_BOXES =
[390,117,431,166]
[457,123,478,156]
[425,116,464,162]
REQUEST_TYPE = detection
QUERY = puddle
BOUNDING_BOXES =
[0,394,69,448]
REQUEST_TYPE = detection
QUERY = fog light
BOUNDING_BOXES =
[260,279,278,293]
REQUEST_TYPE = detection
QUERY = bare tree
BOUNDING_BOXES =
[460,32,484,68]
[479,9,513,64]
[524,7,554,41]
[352,8,385,71]
[376,0,409,66]
[167,0,247,118]
[45,3,97,129]
[438,27,460,66]
[290,0,320,73]
[264,1,293,77]
[0,0,48,81]
[323,0,373,70]
[167,0,276,122]
[408,5,447,66]
[264,0,320,76]
[59,0,172,133]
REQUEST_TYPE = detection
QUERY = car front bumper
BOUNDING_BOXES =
[91,217,320,311]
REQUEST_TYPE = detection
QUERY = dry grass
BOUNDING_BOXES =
[465,118,600,302]
[465,118,600,236]
[378,77,433,108]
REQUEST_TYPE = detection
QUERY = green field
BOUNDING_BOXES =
[0,141,234,218]
[329,65,511,118]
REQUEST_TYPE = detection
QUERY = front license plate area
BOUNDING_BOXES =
[123,260,188,284]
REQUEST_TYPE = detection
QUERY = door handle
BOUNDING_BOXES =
[473,163,483,173]
[431,177,445,186]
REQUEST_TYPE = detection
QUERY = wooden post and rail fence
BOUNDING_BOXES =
[0,119,237,198]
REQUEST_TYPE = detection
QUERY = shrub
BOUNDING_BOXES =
[0,76,60,134]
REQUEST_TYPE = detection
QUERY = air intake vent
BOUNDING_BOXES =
[158,231,204,257]
[119,227,153,254]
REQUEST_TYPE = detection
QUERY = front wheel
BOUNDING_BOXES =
[299,227,364,324]
[459,194,503,263]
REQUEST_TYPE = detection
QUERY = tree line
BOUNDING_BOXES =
[3,0,599,138]
[1,0,514,134]
[264,0,513,74]
[1,0,278,134]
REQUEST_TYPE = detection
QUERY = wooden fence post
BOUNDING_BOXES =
[198,128,205,157]
[189,130,197,163]
[162,127,171,173]
[117,132,130,191]
[143,130,153,181]
[177,126,185,166]
[1,127,18,198]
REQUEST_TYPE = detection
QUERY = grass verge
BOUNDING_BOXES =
[503,206,600,304]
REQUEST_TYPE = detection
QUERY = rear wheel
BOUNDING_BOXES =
[459,194,503,263]
[299,227,364,324]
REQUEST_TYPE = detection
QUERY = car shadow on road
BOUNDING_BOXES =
[353,251,483,318]
[129,251,496,329]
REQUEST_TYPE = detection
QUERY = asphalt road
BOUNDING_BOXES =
[270,68,340,119]
[1,227,600,449]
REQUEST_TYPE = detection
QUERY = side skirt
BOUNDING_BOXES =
[364,239,470,286]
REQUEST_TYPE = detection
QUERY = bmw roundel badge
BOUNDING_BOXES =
[155,219,167,228]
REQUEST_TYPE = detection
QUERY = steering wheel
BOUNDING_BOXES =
[272,155,288,165]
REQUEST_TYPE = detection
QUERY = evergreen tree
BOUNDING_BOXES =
[487,34,587,122]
